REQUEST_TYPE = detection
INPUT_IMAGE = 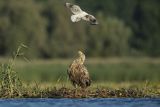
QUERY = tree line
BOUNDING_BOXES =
[0,0,160,58]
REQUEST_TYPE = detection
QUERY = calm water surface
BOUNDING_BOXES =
[0,98,160,107]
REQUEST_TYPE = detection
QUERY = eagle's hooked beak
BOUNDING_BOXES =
[78,51,83,56]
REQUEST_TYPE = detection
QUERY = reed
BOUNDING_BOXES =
[0,44,27,98]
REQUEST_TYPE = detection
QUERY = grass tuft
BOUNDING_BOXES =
[0,44,27,98]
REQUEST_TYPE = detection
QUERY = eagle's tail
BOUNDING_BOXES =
[86,78,91,87]
[81,77,91,88]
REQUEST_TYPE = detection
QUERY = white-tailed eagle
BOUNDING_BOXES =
[67,51,91,88]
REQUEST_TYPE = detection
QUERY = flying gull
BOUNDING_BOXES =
[65,3,98,25]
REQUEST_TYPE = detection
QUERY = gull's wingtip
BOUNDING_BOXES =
[93,22,99,25]
[65,3,70,7]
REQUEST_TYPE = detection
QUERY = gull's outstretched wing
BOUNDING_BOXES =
[65,3,83,15]
[70,11,88,22]
[71,15,81,22]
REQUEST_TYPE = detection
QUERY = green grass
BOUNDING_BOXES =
[0,46,160,98]
[0,44,26,97]
[6,58,160,83]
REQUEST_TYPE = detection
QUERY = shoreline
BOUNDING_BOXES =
[1,86,159,98]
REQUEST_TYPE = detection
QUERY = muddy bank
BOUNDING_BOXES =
[2,87,156,98]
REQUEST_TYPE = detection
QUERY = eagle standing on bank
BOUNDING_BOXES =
[65,3,98,25]
[67,51,91,88]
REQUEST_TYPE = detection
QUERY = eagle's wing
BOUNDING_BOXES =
[79,65,91,87]
[65,3,83,15]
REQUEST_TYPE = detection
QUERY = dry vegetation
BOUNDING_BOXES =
[0,81,160,98]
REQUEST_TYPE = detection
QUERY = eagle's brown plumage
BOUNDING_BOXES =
[67,51,91,88]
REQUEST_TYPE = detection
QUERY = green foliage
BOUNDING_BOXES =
[0,44,26,97]
[87,13,132,56]
[0,0,47,58]
[77,0,160,57]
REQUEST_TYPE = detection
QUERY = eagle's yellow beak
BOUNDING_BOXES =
[78,51,83,56]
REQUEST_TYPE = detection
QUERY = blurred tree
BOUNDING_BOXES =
[87,13,132,57]
[43,0,87,58]
[0,0,47,58]
[78,0,160,57]
[132,0,160,56]
[0,0,160,58]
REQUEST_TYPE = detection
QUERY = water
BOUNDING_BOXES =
[0,98,160,107]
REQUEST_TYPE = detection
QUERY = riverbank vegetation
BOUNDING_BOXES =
[0,81,160,98]
[0,46,160,98]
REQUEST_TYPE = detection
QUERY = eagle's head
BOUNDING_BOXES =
[78,51,83,56]
[78,51,85,64]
